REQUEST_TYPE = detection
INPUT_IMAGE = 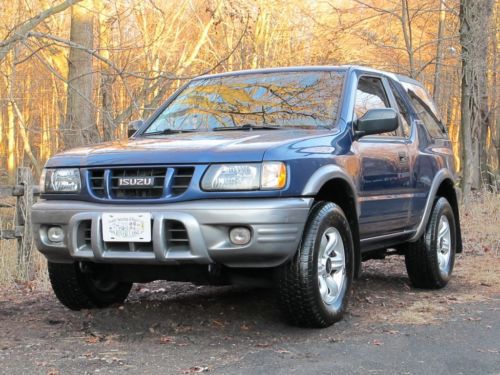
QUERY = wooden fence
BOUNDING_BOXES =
[0,167,39,278]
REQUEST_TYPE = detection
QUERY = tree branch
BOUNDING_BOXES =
[0,0,81,62]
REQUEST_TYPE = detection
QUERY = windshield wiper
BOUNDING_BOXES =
[142,128,198,136]
[213,124,281,131]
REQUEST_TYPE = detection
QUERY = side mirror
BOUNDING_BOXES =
[128,119,144,137]
[355,108,398,139]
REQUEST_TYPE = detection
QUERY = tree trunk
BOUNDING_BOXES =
[97,1,115,141]
[63,0,98,149]
[432,0,446,110]
[492,4,499,187]
[6,50,16,183]
[459,0,493,200]
[0,0,81,62]
[401,0,415,78]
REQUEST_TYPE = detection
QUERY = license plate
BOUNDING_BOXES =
[102,213,152,242]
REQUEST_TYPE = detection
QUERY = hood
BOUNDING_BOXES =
[46,129,333,167]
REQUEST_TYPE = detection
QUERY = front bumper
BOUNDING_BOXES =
[32,198,312,267]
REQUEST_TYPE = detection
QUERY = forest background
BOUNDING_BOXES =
[0,0,498,198]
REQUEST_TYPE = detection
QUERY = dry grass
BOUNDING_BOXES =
[0,239,49,287]
[394,300,450,325]
[0,199,49,288]
[456,190,500,293]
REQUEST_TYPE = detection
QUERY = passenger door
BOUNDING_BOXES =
[352,75,412,239]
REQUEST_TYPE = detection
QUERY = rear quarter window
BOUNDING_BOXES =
[401,82,446,139]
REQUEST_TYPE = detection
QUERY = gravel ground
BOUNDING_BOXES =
[0,255,498,375]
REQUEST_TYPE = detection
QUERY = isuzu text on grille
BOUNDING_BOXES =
[118,177,155,186]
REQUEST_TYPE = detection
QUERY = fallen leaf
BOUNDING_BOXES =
[182,366,209,373]
[466,317,482,321]
[383,329,400,335]
[255,343,271,348]
[85,336,101,344]
[160,336,176,344]
[372,339,383,346]
[275,349,291,354]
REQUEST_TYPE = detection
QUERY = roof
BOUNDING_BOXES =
[194,65,421,87]
[395,74,425,88]
[194,66,348,80]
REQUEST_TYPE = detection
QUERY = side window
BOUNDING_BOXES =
[355,76,399,137]
[389,80,411,137]
[403,83,446,139]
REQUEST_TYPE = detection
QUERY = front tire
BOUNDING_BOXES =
[277,202,355,328]
[48,262,132,310]
[405,197,456,289]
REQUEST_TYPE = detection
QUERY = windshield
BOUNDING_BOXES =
[143,70,345,134]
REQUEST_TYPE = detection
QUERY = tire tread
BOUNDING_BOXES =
[277,202,354,328]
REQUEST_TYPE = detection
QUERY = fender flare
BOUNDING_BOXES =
[302,165,362,277]
[408,169,457,242]
[302,165,360,217]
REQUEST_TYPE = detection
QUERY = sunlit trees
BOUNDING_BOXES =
[0,0,498,192]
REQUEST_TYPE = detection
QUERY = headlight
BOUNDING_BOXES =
[41,168,81,193]
[201,162,286,191]
[261,161,287,189]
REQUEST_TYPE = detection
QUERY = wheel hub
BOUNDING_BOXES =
[317,227,346,305]
[437,215,452,276]
[326,258,332,274]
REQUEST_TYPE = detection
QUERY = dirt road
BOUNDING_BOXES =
[0,256,498,374]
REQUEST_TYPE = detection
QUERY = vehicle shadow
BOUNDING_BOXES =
[77,258,419,341]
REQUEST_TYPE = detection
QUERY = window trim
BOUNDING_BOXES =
[405,86,447,139]
[387,78,413,140]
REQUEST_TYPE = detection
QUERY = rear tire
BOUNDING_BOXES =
[405,197,456,289]
[48,262,132,310]
[277,202,354,328]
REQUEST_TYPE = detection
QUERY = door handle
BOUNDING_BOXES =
[398,152,409,164]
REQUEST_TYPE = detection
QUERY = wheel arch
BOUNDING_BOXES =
[409,169,463,253]
[306,171,361,278]
[435,179,463,253]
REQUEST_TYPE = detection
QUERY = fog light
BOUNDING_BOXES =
[47,226,65,243]
[229,227,251,245]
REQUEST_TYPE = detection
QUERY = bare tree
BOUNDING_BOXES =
[0,0,81,62]
[63,0,99,148]
[432,0,446,109]
[459,0,494,199]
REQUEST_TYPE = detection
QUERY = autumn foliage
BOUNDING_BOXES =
[0,0,498,188]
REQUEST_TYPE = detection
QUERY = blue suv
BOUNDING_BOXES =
[33,66,462,328]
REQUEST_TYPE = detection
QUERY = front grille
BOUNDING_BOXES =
[87,166,195,200]
[171,167,195,195]
[82,220,92,246]
[89,170,105,198]
[165,220,189,248]
[75,219,190,255]
[104,241,154,253]
[110,168,166,199]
